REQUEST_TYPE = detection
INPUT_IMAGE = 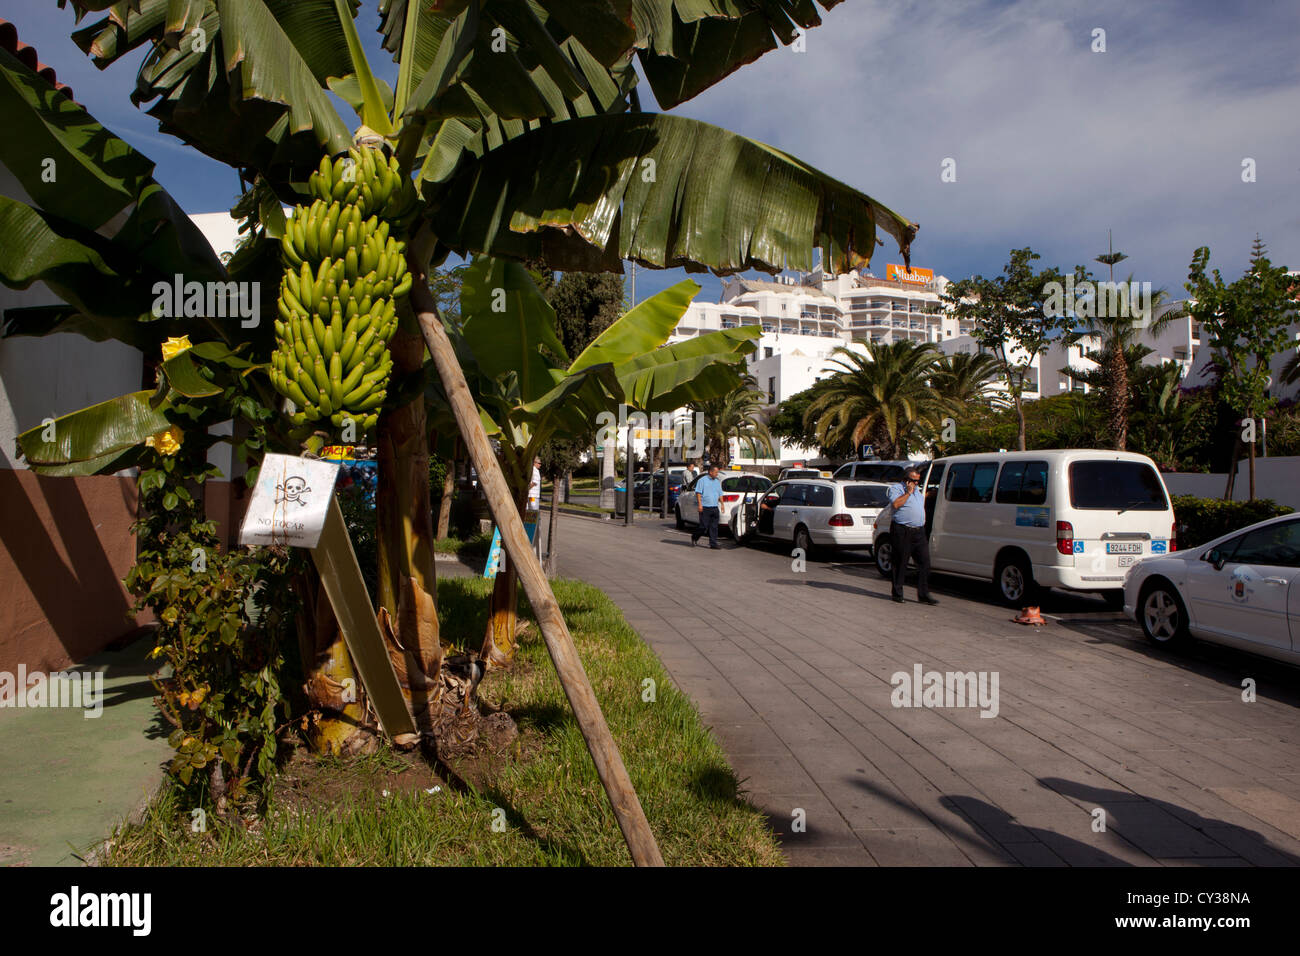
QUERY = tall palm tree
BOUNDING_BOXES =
[690,375,773,466]
[1064,274,1182,450]
[804,341,948,460]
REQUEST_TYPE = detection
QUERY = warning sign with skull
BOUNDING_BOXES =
[239,453,340,548]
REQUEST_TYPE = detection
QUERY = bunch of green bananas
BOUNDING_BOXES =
[269,147,417,433]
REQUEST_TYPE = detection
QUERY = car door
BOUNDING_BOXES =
[757,482,785,536]
[1184,519,1300,653]
[679,475,700,523]
[773,482,807,539]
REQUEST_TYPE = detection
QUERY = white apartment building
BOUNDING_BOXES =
[666,265,967,465]
[663,264,1258,465]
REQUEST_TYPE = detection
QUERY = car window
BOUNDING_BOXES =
[946,462,997,503]
[1068,460,1168,510]
[844,485,891,509]
[946,463,973,502]
[746,476,772,492]
[995,460,1049,505]
[721,477,746,492]
[996,462,1026,503]
[1229,520,1300,568]
[806,484,833,506]
[779,483,806,505]
[924,463,945,495]
[834,464,853,479]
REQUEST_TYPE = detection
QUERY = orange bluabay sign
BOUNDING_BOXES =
[886,264,934,286]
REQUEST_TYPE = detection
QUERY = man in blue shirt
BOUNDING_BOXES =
[886,467,938,605]
[691,464,724,549]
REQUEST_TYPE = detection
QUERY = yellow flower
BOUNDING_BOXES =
[144,425,184,456]
[160,336,192,361]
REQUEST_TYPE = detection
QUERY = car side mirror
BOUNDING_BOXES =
[1207,549,1226,571]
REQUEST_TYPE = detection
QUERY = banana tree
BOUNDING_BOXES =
[450,256,759,668]
[35,0,916,865]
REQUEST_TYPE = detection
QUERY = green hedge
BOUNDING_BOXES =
[1171,495,1294,550]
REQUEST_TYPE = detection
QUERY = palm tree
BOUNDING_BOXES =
[1064,271,1182,450]
[804,341,948,460]
[930,350,1007,410]
[690,375,773,466]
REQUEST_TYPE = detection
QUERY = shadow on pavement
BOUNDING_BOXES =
[1040,777,1300,865]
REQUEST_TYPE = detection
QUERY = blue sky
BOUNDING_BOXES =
[5,0,1297,306]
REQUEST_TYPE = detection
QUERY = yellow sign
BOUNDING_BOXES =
[886,264,934,286]
[632,428,676,441]
[321,445,355,460]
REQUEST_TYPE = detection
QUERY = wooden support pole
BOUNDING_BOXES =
[409,274,665,867]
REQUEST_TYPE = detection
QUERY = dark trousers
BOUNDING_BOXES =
[693,506,720,547]
[891,524,931,599]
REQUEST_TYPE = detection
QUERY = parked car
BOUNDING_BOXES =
[1124,511,1300,662]
[737,479,893,555]
[633,471,686,509]
[676,471,772,532]
[871,450,1176,606]
[832,459,927,483]
[613,472,652,515]
[778,467,827,481]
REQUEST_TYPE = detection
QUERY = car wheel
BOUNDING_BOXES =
[994,553,1036,607]
[675,505,685,530]
[1139,581,1187,647]
[875,535,894,578]
[794,525,817,559]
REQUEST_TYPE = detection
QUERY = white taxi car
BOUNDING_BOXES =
[737,478,892,556]
[1123,512,1300,663]
[675,471,772,533]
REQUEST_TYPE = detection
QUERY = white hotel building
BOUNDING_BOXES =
[663,264,1213,467]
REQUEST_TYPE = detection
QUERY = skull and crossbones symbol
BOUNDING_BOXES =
[275,475,311,507]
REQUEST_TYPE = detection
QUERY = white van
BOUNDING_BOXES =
[872,451,1177,606]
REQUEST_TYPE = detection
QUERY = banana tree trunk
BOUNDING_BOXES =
[375,309,443,693]
[296,571,372,754]
[408,261,663,868]
[481,473,527,670]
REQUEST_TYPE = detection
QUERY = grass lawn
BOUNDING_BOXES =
[432,532,492,560]
[100,578,783,866]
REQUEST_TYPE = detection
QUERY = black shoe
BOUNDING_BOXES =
[710,545,720,550]
[919,596,939,606]
[691,538,698,547]
[892,595,905,603]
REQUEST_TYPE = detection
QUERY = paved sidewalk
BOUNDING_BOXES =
[552,512,1300,866]
[0,636,169,866]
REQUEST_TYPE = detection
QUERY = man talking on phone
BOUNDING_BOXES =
[887,467,938,605]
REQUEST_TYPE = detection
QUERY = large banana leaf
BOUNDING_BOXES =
[16,390,174,475]
[0,45,226,283]
[63,0,353,175]
[459,256,567,404]
[568,277,700,372]
[428,112,916,276]
[631,0,844,109]
[614,326,758,410]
